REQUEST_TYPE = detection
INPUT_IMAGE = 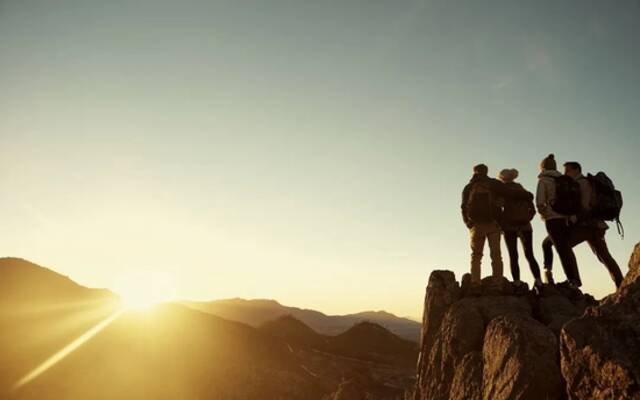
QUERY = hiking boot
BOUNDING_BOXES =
[558,279,580,291]
[544,269,555,285]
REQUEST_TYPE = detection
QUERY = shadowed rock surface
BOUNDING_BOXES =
[415,243,640,400]
[560,242,640,400]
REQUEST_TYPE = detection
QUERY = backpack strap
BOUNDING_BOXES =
[616,218,625,240]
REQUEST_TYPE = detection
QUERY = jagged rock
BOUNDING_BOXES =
[421,299,485,400]
[538,284,596,336]
[560,243,640,400]
[449,351,482,400]
[480,276,515,296]
[416,270,460,382]
[415,244,639,400]
[483,315,563,400]
[417,276,532,400]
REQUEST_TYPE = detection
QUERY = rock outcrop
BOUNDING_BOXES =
[415,243,640,400]
[560,242,640,400]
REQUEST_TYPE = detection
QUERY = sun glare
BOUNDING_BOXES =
[113,269,177,311]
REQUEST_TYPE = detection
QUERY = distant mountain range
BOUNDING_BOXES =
[0,257,417,399]
[181,298,421,342]
[259,315,417,368]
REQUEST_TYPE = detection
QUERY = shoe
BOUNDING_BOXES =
[544,269,555,285]
[558,280,580,291]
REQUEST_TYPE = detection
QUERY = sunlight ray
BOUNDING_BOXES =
[12,308,125,390]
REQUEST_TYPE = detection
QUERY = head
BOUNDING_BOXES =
[563,161,582,178]
[498,168,519,183]
[540,154,557,171]
[473,164,488,176]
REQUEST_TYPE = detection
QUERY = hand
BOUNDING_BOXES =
[569,215,578,224]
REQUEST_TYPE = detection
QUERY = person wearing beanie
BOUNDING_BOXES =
[461,163,533,284]
[497,168,542,289]
[535,154,581,288]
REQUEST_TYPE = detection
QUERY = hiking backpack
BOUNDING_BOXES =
[551,175,582,216]
[467,181,495,223]
[587,172,624,237]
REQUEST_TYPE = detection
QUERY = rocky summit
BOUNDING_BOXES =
[414,242,640,400]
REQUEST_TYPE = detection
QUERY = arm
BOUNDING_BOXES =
[489,179,533,201]
[461,184,472,228]
[577,178,593,221]
[579,179,592,211]
[536,179,551,219]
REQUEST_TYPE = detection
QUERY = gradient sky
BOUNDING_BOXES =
[1,0,639,319]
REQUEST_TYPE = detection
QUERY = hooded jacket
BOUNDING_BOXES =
[536,170,566,221]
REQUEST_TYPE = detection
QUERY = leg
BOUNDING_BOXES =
[470,227,486,284]
[587,230,624,288]
[545,219,581,286]
[520,230,541,281]
[503,230,520,281]
[542,235,554,270]
[487,228,504,278]
[541,235,555,283]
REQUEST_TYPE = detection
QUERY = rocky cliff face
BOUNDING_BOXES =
[415,243,640,400]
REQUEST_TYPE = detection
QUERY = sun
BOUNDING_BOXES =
[113,269,177,311]
[119,291,167,311]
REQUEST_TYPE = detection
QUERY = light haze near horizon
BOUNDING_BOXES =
[1,0,639,318]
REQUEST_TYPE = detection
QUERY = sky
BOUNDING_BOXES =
[1,0,639,319]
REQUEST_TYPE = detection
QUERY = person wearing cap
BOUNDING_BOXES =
[536,154,581,288]
[462,164,533,284]
[497,168,542,289]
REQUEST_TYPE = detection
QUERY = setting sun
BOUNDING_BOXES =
[113,269,177,311]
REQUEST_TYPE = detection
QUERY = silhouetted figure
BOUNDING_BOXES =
[497,169,542,288]
[542,162,624,288]
[536,154,581,288]
[461,164,532,284]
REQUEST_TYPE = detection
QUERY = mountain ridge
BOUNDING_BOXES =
[181,297,421,342]
[0,257,416,399]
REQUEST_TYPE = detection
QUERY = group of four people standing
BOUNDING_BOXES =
[461,153,623,290]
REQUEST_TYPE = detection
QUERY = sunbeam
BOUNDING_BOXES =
[12,308,125,390]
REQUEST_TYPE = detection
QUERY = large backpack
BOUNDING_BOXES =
[467,181,495,223]
[587,172,624,237]
[551,175,581,216]
[503,187,536,226]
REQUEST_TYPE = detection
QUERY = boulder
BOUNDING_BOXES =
[416,270,460,383]
[483,315,563,400]
[449,351,483,400]
[560,243,640,400]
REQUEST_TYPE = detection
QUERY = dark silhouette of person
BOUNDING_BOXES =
[536,154,581,288]
[542,162,624,288]
[497,168,542,288]
[461,164,533,284]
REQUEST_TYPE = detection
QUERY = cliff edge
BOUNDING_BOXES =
[414,243,640,400]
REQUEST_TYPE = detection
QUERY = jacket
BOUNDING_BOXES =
[461,174,533,228]
[499,182,534,232]
[536,170,566,221]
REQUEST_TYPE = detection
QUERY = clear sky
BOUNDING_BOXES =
[1,0,639,319]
